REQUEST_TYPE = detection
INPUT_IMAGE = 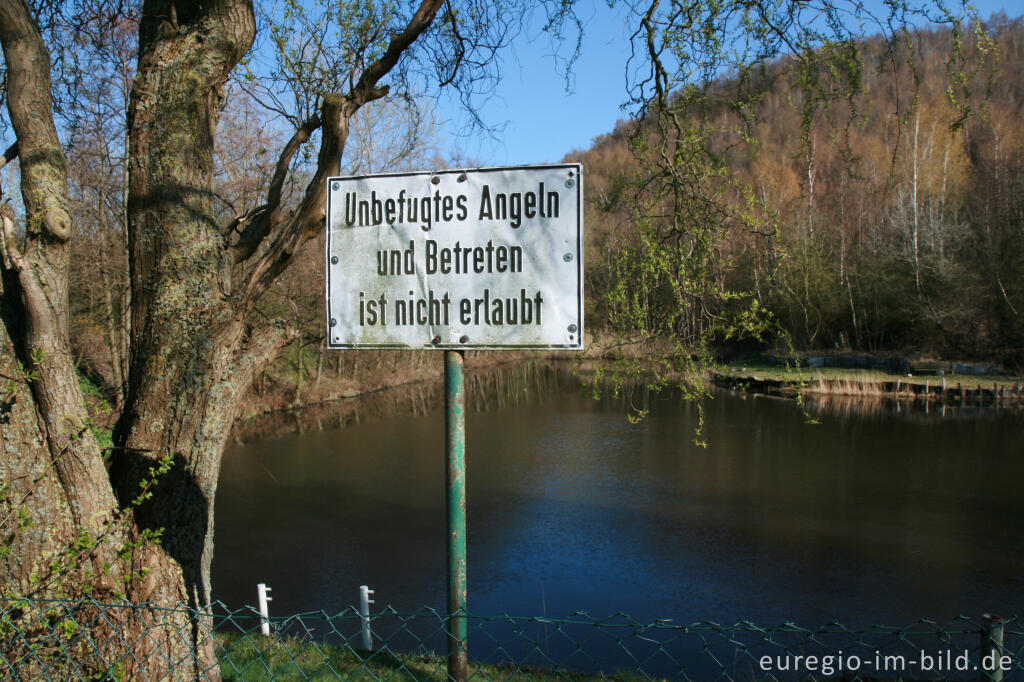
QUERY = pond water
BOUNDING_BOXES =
[212,368,1024,634]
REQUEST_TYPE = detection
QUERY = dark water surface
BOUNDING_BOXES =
[213,376,1024,630]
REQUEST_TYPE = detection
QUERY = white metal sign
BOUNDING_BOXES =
[326,164,583,349]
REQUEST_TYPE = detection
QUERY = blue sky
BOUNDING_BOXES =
[438,0,1021,167]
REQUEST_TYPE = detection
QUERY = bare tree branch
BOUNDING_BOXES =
[227,112,321,263]
[345,0,446,111]
[232,0,446,303]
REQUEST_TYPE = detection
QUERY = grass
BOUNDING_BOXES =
[215,632,914,681]
[718,360,1023,391]
[77,370,114,449]
[216,632,650,681]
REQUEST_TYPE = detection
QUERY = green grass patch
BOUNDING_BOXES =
[77,371,105,399]
[76,370,114,450]
[216,632,650,681]
[91,423,114,451]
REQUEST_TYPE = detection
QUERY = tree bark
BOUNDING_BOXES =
[0,0,117,531]
[111,0,273,613]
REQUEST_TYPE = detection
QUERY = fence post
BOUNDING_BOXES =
[257,583,272,636]
[445,349,468,682]
[359,585,375,651]
[980,614,1006,682]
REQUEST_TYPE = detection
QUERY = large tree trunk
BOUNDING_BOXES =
[109,0,289,614]
[0,0,116,532]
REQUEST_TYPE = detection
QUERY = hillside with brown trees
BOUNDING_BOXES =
[578,15,1024,368]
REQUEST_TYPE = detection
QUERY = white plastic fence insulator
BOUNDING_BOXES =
[257,583,273,636]
[359,585,375,651]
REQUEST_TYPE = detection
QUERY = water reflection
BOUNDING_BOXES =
[800,391,1024,421]
[214,368,1024,637]
[232,360,577,443]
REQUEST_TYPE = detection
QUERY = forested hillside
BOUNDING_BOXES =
[579,15,1024,367]
[62,15,1024,418]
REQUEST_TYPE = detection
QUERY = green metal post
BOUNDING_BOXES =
[980,614,1006,682]
[445,350,468,682]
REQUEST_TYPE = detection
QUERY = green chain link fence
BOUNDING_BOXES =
[1,597,1020,680]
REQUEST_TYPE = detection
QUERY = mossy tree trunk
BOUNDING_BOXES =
[110,0,269,616]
